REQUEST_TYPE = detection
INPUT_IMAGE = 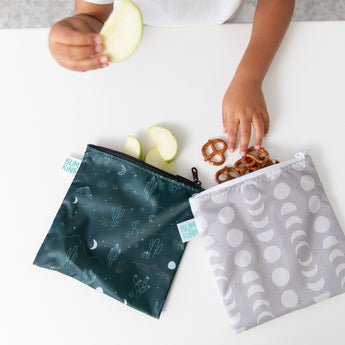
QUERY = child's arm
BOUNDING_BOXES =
[222,0,295,155]
[48,0,113,71]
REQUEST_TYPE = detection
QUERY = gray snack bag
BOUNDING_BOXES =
[189,152,345,333]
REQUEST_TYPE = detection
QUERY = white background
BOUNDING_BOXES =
[1,22,345,344]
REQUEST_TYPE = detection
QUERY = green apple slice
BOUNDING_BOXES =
[144,147,176,174]
[148,126,178,163]
[100,0,143,63]
[124,135,142,159]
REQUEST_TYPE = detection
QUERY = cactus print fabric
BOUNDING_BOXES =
[34,145,202,318]
[189,152,345,333]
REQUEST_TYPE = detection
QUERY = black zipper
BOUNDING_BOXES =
[88,144,202,189]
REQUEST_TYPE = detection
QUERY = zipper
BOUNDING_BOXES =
[88,144,202,189]
[193,151,306,198]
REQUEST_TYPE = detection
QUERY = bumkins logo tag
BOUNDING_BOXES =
[177,219,199,243]
[61,156,81,176]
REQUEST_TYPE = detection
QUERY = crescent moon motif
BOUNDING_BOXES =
[202,236,216,247]
[90,239,98,250]
[223,287,233,301]
[257,229,274,242]
[341,277,345,289]
[148,214,156,223]
[290,230,307,243]
[252,299,270,313]
[323,236,338,249]
[215,275,229,283]
[242,270,259,284]
[228,312,241,326]
[207,249,220,259]
[247,203,265,216]
[256,311,274,324]
[117,164,127,176]
[280,202,297,216]
[252,215,269,229]
[295,241,310,255]
[72,196,78,204]
[313,291,330,303]
[307,277,325,292]
[302,264,318,278]
[336,263,345,278]
[225,298,236,312]
[243,193,262,206]
[298,252,313,266]
[285,216,303,229]
[329,249,345,263]
[247,284,264,298]
[211,264,226,273]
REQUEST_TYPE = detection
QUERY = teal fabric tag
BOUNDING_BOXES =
[177,218,199,243]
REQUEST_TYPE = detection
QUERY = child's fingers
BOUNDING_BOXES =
[226,117,239,153]
[252,113,265,148]
[263,110,270,136]
[59,55,109,72]
[52,42,104,61]
[52,22,101,46]
[239,119,252,157]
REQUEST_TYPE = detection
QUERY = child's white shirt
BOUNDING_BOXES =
[84,0,243,26]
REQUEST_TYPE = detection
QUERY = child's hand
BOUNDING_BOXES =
[222,77,270,156]
[48,16,109,71]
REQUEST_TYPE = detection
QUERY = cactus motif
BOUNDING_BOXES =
[82,269,97,285]
[65,245,78,274]
[131,220,145,237]
[96,179,107,188]
[115,258,126,273]
[108,206,126,231]
[144,176,158,201]
[107,243,121,268]
[133,274,151,296]
[142,238,163,260]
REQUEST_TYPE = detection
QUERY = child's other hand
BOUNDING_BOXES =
[48,16,109,71]
[222,77,270,156]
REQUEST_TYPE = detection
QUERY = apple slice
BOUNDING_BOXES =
[144,147,176,174]
[100,0,143,62]
[148,126,178,163]
[124,135,142,159]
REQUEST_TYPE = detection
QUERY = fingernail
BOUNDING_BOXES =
[240,151,246,157]
[229,147,234,153]
[100,56,108,64]
[95,45,103,53]
[254,144,261,149]
[94,36,102,44]
[223,127,227,133]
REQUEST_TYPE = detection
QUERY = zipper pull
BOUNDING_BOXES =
[191,167,202,187]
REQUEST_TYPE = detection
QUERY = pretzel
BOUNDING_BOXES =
[214,147,279,184]
[215,167,242,184]
[201,139,227,166]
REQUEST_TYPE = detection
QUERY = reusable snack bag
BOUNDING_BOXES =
[34,144,202,318]
[189,152,345,333]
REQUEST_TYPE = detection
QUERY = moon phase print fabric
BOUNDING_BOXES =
[189,152,345,333]
[34,144,202,318]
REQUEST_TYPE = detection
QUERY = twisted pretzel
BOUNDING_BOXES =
[201,139,227,166]
[215,167,242,184]
[214,147,279,184]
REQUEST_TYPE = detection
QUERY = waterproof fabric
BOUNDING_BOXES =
[34,144,202,318]
[189,152,345,333]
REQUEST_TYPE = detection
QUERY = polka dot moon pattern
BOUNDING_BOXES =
[309,195,321,214]
[235,250,252,268]
[263,246,282,263]
[300,175,315,191]
[273,182,291,200]
[314,216,331,233]
[168,261,176,270]
[218,206,235,224]
[281,290,298,308]
[226,228,244,248]
[272,267,290,287]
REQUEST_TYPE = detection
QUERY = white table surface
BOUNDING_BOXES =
[1,21,345,345]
